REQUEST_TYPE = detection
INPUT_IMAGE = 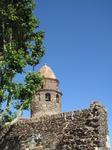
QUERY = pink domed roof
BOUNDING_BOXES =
[38,64,56,79]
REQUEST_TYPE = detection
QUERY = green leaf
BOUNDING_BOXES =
[0,0,45,126]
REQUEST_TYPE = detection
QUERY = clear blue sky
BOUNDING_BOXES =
[23,0,112,146]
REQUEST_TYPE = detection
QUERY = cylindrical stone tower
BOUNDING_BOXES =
[31,64,62,118]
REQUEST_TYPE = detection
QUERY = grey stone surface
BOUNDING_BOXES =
[0,65,110,150]
[0,102,110,150]
[31,75,62,119]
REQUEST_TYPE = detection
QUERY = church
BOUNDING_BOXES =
[0,64,111,150]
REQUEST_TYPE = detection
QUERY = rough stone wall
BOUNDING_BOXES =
[31,90,61,118]
[90,102,111,150]
[46,79,58,90]
[0,102,110,150]
[44,78,59,91]
[31,78,62,118]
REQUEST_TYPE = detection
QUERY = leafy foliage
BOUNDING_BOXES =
[0,0,45,126]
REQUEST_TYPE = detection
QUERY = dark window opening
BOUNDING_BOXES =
[45,93,51,101]
[41,84,43,88]
[56,94,59,103]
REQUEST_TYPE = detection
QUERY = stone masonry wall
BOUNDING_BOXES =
[90,102,110,150]
[31,77,62,119]
[31,90,61,118]
[44,78,59,91]
[0,102,110,150]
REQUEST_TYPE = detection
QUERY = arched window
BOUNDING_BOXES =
[45,93,51,101]
[56,94,59,103]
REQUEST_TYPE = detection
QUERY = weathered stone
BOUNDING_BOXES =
[0,65,110,150]
[0,103,108,150]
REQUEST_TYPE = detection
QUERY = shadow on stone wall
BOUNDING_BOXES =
[0,126,22,150]
[0,102,109,150]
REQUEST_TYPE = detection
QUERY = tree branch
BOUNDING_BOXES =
[2,17,6,54]
[0,17,6,64]
[9,34,12,47]
[0,104,24,127]
[0,56,4,62]
[0,92,12,121]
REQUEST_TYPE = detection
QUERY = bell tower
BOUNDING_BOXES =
[31,64,62,118]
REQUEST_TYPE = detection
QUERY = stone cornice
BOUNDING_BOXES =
[38,88,63,95]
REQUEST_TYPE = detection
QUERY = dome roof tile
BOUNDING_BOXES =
[38,64,56,79]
